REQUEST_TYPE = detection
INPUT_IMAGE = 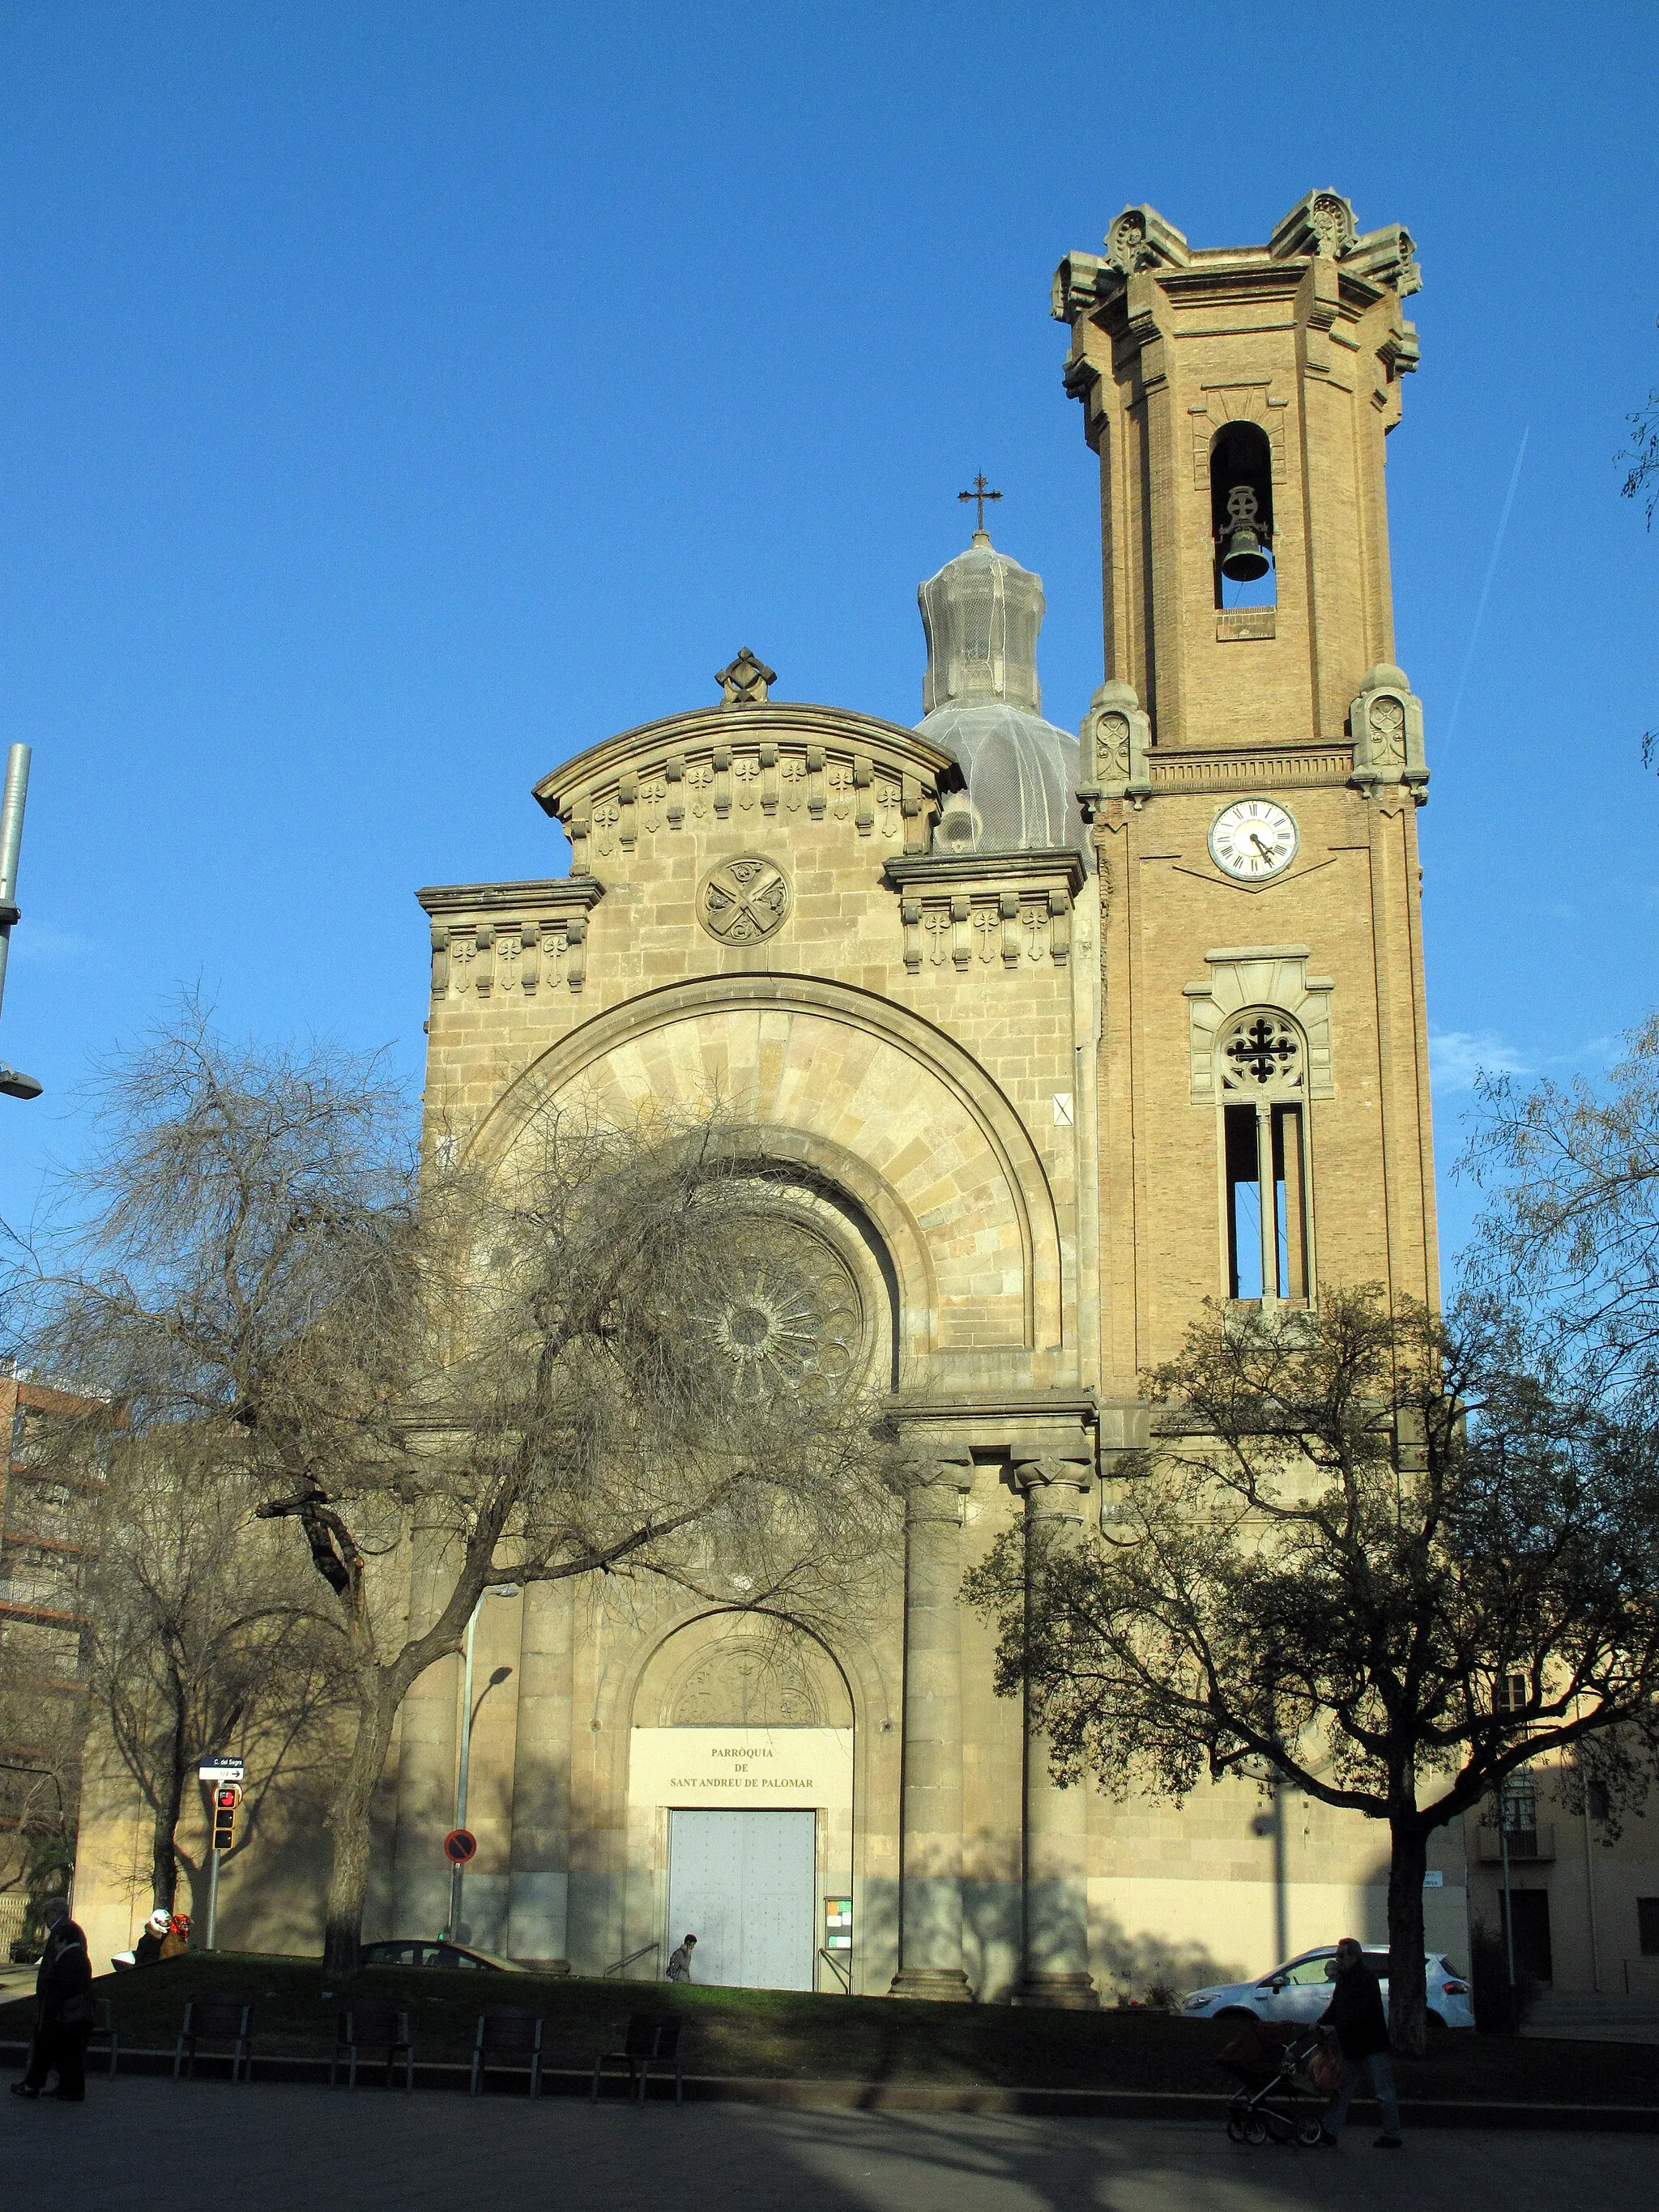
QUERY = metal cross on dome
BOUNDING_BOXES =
[958,473,1001,534]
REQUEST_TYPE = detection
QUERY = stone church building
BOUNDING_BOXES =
[79,191,1492,2001]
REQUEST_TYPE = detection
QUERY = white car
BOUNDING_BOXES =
[1181,1945,1475,2033]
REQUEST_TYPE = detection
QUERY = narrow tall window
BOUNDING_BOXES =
[1218,1011,1310,1303]
[1210,422,1276,611]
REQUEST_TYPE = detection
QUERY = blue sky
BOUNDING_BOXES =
[1,2,1654,1271]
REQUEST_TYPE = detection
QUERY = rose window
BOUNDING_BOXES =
[706,1217,863,1401]
[1218,1011,1304,1094]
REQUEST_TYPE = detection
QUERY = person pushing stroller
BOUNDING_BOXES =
[1315,1937,1403,2150]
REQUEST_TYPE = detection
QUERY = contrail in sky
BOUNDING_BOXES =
[1445,426,1529,745]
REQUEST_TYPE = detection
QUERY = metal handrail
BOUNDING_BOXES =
[819,1946,851,1994]
[603,1940,660,1978]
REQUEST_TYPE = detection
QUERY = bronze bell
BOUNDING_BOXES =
[1218,484,1270,582]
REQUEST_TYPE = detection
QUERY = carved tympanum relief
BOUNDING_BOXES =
[669,1640,823,1728]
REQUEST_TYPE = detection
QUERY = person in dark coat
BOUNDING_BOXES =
[1315,1937,1402,2148]
[11,1899,95,2103]
[665,1933,697,1983]
[133,1909,173,1967]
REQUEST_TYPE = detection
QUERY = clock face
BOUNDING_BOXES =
[1208,799,1299,882]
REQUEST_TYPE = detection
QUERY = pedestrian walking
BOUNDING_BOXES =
[1315,1937,1403,2149]
[11,1899,95,2103]
[665,1933,697,1983]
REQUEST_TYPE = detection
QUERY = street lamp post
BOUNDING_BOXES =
[0,744,42,1102]
[446,1584,518,1943]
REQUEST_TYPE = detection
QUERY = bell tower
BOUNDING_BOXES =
[1053,192,1438,1390]
[1056,189,1426,755]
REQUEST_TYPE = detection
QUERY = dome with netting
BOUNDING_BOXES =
[914,531,1087,859]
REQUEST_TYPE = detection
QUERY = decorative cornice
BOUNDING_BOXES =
[531,705,955,867]
[416,876,605,918]
[885,850,1086,974]
[418,877,606,1000]
[1145,744,1354,793]
[883,850,1086,894]
[534,703,955,819]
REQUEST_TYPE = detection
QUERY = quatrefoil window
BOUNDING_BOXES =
[1218,1010,1304,1094]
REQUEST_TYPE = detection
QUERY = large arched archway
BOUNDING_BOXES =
[626,1611,855,1992]
[463,973,1066,1362]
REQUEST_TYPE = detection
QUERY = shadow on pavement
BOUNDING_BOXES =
[1,2069,1653,2212]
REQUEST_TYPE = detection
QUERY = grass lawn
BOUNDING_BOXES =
[2,1954,1655,2105]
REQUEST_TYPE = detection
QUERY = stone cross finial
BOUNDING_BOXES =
[715,648,777,705]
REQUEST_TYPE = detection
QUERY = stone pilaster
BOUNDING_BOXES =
[505,1576,575,1969]
[889,1453,975,2000]
[1013,1457,1099,2009]
[390,1517,461,1937]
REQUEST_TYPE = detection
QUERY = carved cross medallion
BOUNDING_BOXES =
[697,853,791,944]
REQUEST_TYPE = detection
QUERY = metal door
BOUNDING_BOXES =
[667,1809,816,1990]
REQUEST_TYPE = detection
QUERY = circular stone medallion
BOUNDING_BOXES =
[697,853,791,944]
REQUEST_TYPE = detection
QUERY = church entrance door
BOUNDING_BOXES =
[667,1809,816,1989]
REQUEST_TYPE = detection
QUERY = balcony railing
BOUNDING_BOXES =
[1477,1824,1555,1864]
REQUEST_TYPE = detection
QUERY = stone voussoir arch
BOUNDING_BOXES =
[463,972,1063,1353]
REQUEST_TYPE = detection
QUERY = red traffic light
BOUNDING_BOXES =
[214,1787,238,1811]
[443,1828,477,1865]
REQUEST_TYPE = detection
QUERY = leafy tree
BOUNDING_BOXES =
[26,1007,895,1974]
[966,1286,1659,2052]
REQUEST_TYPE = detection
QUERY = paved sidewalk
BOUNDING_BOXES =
[2,2076,1652,2211]
[1523,1994,1659,2046]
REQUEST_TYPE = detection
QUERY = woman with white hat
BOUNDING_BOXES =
[133,1910,173,1967]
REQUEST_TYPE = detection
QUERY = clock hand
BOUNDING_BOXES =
[1250,833,1276,862]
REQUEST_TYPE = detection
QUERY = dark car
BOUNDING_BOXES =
[358,1939,527,1972]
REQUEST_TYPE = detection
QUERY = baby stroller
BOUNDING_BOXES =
[1218,2017,1328,2146]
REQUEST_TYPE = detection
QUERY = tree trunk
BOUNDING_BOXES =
[154,1715,188,1911]
[1386,1818,1429,2056]
[321,1685,398,1979]
[150,1801,178,1912]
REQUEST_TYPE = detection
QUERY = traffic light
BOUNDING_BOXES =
[211,1786,237,1852]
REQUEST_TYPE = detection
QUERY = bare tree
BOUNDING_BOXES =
[1464,1014,1659,1398]
[0,1680,82,1927]
[966,1286,1659,2052]
[1623,339,1659,526]
[0,1374,96,1938]
[81,1439,348,1917]
[26,1006,898,1974]
[1618,322,1657,764]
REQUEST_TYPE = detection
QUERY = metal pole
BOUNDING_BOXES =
[0,742,30,1015]
[206,1848,220,1951]
[1499,1804,1515,1990]
[1583,1781,1602,1995]
[0,744,41,1099]
[448,1603,479,1940]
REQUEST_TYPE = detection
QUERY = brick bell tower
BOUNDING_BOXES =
[1053,191,1438,1393]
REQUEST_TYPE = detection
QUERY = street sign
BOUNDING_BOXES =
[443,1828,477,1865]
[199,1757,245,1784]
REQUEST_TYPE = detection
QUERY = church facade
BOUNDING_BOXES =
[81,192,1486,2001]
